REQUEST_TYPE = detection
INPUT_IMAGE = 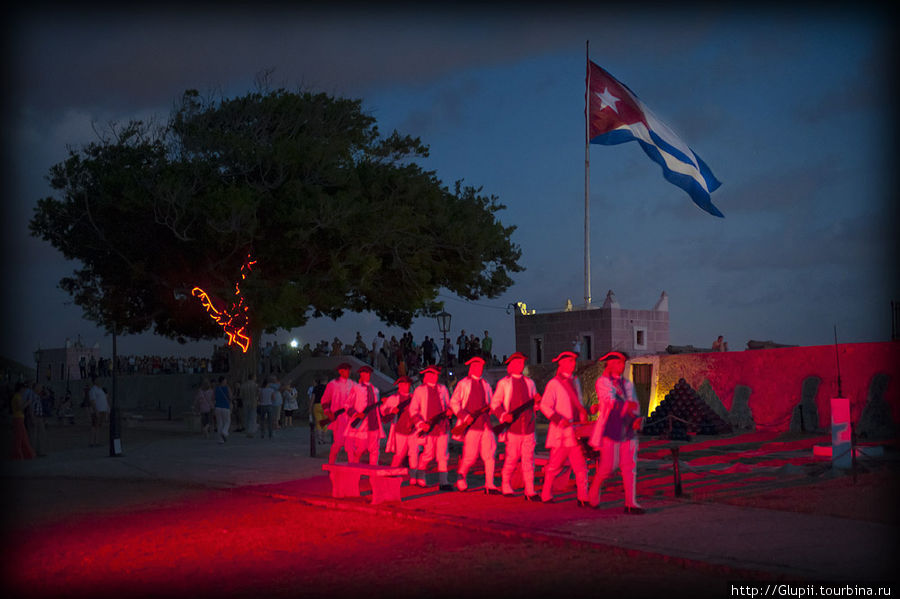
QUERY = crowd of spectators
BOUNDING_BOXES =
[284,328,499,380]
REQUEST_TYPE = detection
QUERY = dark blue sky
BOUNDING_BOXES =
[4,6,897,367]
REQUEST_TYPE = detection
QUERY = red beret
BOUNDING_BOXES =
[504,352,528,364]
[597,351,628,362]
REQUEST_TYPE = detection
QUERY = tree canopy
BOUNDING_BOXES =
[30,86,523,355]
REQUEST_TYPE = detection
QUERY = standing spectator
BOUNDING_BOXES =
[193,379,214,439]
[258,375,279,439]
[375,343,391,374]
[456,330,467,364]
[712,335,729,352]
[213,376,232,444]
[10,383,35,460]
[482,330,493,362]
[352,332,368,361]
[372,332,385,364]
[240,373,259,437]
[28,383,48,457]
[272,379,284,429]
[79,355,87,379]
[282,382,298,427]
[469,336,481,361]
[88,378,109,448]
[231,379,244,432]
[310,378,328,444]
[443,338,455,368]
[422,336,434,366]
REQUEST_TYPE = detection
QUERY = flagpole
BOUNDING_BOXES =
[584,39,592,307]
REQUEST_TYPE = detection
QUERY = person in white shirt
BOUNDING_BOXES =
[258,375,280,439]
[347,365,385,465]
[539,351,590,506]
[88,378,109,447]
[409,365,452,490]
[321,363,357,464]
[492,352,540,500]
[282,383,299,427]
[381,376,418,476]
[451,356,499,493]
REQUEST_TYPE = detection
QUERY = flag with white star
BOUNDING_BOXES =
[587,60,723,217]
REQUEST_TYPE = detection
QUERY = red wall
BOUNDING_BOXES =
[655,342,900,433]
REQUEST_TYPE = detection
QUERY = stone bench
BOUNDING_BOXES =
[321,463,409,504]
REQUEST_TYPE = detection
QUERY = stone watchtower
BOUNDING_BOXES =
[513,290,669,364]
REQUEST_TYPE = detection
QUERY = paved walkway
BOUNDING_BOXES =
[3,418,897,582]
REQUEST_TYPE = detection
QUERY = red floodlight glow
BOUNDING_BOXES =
[192,253,257,353]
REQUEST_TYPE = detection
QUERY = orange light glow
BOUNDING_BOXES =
[192,253,257,353]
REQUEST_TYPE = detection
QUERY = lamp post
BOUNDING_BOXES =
[33,349,41,384]
[108,320,123,457]
[436,311,452,382]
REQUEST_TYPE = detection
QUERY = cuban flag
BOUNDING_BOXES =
[587,60,723,217]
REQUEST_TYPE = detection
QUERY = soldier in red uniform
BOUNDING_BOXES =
[492,352,540,500]
[410,365,453,490]
[539,351,591,506]
[321,362,356,464]
[589,351,645,513]
[451,356,500,493]
[347,365,385,465]
[381,375,420,481]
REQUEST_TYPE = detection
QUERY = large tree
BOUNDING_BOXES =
[30,85,523,374]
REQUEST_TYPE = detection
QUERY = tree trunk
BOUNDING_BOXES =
[228,329,261,385]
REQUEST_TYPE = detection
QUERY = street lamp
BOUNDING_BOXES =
[435,311,451,380]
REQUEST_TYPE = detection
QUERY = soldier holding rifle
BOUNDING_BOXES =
[381,376,419,481]
[410,365,453,490]
[347,365,385,465]
[492,352,540,500]
[321,362,356,464]
[451,356,500,494]
[539,351,591,507]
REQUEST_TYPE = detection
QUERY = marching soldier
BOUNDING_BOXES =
[410,365,453,490]
[492,352,540,500]
[347,365,385,465]
[539,351,591,506]
[321,362,357,464]
[589,351,645,514]
[451,356,500,494]
[381,375,420,484]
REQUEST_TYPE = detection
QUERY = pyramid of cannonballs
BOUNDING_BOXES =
[642,378,732,440]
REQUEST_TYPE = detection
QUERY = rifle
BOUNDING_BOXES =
[415,408,452,437]
[318,407,346,427]
[451,404,492,437]
[350,396,386,428]
[492,396,538,436]
[384,397,413,422]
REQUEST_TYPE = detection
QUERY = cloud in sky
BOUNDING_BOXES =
[3,6,897,367]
